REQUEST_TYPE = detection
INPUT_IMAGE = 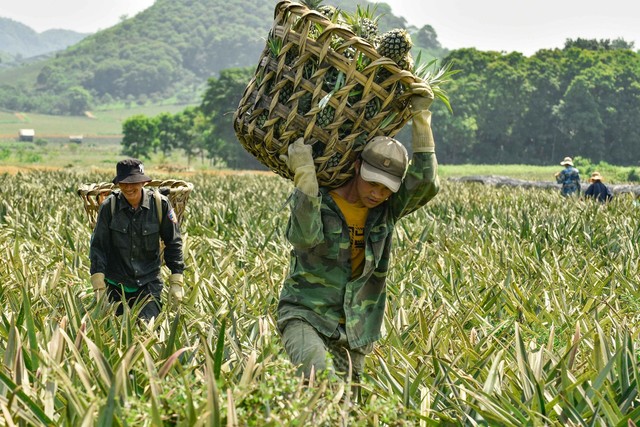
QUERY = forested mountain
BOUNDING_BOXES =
[0,0,443,115]
[0,18,88,59]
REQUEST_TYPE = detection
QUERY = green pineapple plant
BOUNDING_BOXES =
[396,52,414,72]
[364,97,381,120]
[298,0,334,39]
[297,92,313,115]
[255,111,269,128]
[326,151,342,168]
[300,0,325,12]
[318,4,338,19]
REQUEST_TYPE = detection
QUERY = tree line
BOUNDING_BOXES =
[123,38,640,167]
[433,38,640,165]
[121,67,264,169]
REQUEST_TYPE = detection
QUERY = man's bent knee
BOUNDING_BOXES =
[281,319,333,378]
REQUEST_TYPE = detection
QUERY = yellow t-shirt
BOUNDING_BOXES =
[330,191,369,278]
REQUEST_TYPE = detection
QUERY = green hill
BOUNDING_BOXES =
[0,17,88,59]
[0,0,444,115]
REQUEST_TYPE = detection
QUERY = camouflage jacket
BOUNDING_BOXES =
[277,152,439,349]
[556,166,581,196]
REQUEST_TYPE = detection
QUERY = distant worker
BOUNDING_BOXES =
[89,158,185,321]
[554,157,581,197]
[584,171,613,203]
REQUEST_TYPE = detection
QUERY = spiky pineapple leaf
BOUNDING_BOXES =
[318,71,345,110]
[266,36,283,58]
[413,52,460,113]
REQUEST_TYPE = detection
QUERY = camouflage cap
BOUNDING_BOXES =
[360,136,408,193]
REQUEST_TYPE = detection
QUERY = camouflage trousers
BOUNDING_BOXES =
[280,319,374,382]
[561,184,580,197]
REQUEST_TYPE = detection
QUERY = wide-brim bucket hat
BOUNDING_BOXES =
[112,158,152,184]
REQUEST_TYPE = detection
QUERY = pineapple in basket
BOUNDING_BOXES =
[299,0,344,40]
[374,28,414,85]
[341,5,380,44]
[376,28,413,62]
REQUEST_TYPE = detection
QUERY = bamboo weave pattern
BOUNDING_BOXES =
[234,0,420,188]
[77,180,193,227]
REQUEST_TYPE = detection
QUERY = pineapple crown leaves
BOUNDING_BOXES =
[413,52,460,113]
[379,111,398,130]
[266,36,283,58]
[318,71,346,110]
[298,0,325,10]
[342,4,382,25]
[340,4,381,42]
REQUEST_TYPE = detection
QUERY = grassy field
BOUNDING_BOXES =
[0,169,639,425]
[0,105,190,140]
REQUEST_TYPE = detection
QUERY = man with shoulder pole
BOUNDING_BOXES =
[89,158,186,321]
[277,79,440,387]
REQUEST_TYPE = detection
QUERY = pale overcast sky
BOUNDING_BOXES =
[1,0,639,56]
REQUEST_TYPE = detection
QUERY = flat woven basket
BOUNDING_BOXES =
[77,179,194,228]
[233,0,421,188]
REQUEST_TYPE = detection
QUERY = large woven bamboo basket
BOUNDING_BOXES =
[77,179,194,228]
[233,0,421,188]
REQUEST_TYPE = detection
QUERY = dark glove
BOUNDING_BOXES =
[280,138,318,196]
[410,81,435,153]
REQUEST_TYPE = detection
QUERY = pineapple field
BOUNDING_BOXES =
[1,169,639,425]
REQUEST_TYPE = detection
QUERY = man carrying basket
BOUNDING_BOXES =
[277,80,439,383]
[89,158,186,321]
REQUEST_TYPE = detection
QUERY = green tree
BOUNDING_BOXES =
[66,86,93,116]
[413,25,441,50]
[121,114,158,159]
[512,50,564,164]
[156,112,182,156]
[200,67,263,169]
[174,107,199,166]
[553,76,605,158]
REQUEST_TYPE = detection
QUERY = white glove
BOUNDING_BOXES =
[410,81,436,153]
[279,138,319,196]
[91,273,106,298]
[168,273,184,302]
